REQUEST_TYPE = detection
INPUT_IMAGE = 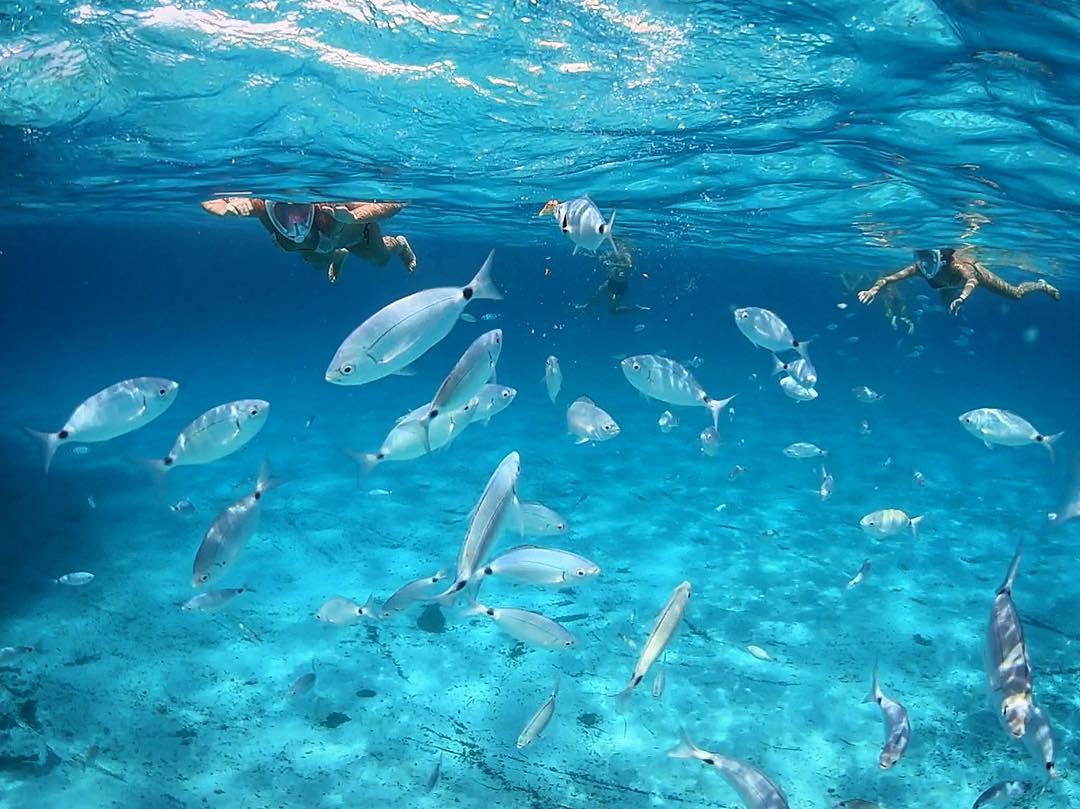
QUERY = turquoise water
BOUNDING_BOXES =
[2,3,1079,809]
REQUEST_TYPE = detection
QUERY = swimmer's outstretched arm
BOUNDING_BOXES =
[857,264,917,304]
[200,198,266,217]
[948,261,979,314]
[329,202,408,224]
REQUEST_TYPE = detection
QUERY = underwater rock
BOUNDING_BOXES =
[0,727,53,776]
[355,689,376,699]
[322,712,351,729]
[416,604,446,634]
[577,712,601,728]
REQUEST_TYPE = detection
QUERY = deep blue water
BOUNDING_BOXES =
[3,2,1080,808]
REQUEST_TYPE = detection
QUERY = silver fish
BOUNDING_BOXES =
[25,377,179,473]
[864,663,910,769]
[433,452,522,603]
[779,376,817,402]
[566,396,620,444]
[700,427,720,457]
[985,545,1033,739]
[517,676,559,749]
[846,559,871,589]
[852,386,885,403]
[960,408,1063,459]
[540,197,616,255]
[468,602,576,649]
[971,780,1031,809]
[733,307,810,360]
[317,595,377,625]
[54,571,94,586]
[169,499,196,514]
[544,356,562,404]
[478,545,600,586]
[620,355,735,430]
[181,586,251,612]
[519,502,568,535]
[771,355,817,387]
[0,646,34,666]
[669,729,789,809]
[658,410,680,433]
[415,329,502,448]
[325,250,501,385]
[191,459,281,588]
[651,666,666,698]
[1020,702,1057,778]
[819,465,834,500]
[288,670,317,698]
[618,581,691,706]
[472,383,517,425]
[350,397,481,474]
[783,442,826,459]
[380,572,446,619]
[424,753,443,793]
[151,399,270,474]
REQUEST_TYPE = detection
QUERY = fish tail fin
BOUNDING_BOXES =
[795,338,812,361]
[667,727,701,759]
[256,457,285,496]
[998,542,1023,596]
[770,354,786,376]
[468,249,502,301]
[361,594,378,619]
[601,208,617,252]
[344,449,382,479]
[23,427,61,474]
[137,457,172,498]
[910,514,924,540]
[1040,431,1064,462]
[572,244,580,257]
[705,394,737,431]
[864,661,881,703]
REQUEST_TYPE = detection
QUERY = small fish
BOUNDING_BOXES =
[846,559,871,589]
[658,410,680,433]
[652,666,666,698]
[471,383,517,425]
[0,645,34,665]
[415,329,503,448]
[478,545,600,586]
[881,455,894,471]
[424,753,443,793]
[24,376,180,474]
[237,622,261,643]
[959,408,1063,460]
[685,355,705,369]
[304,415,316,428]
[288,670,317,698]
[913,470,926,487]
[381,571,446,619]
[826,323,839,331]
[852,386,885,403]
[733,306,811,361]
[181,586,251,612]
[860,509,923,539]
[71,446,90,456]
[368,488,392,496]
[633,323,646,333]
[837,302,848,310]
[700,427,720,457]
[539,197,617,255]
[618,581,691,706]
[544,356,562,404]
[783,442,827,459]
[858,419,872,436]
[516,676,559,749]
[819,466,834,501]
[972,780,1031,809]
[779,376,818,402]
[728,464,747,481]
[86,495,97,510]
[567,396,620,444]
[771,355,817,388]
[669,729,790,809]
[835,800,881,809]
[54,571,94,586]
[350,396,481,473]
[169,499,196,514]
[460,312,478,323]
[316,595,377,626]
[519,502,569,535]
[746,645,771,661]
[864,663,910,769]
[467,602,576,649]
[481,313,501,321]
[846,335,861,344]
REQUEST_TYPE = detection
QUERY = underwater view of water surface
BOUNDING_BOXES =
[2,2,1080,808]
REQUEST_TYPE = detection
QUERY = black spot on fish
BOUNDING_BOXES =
[485,608,495,617]
[58,430,69,440]
[483,566,493,575]
[452,580,466,593]
[430,409,439,419]
[463,286,474,300]
[703,758,715,766]
[254,492,262,501]
[164,457,174,466]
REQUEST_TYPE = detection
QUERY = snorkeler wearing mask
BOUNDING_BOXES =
[577,238,650,314]
[858,247,1060,314]
[201,198,416,283]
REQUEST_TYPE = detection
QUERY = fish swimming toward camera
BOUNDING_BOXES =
[544,356,562,404]
[539,197,616,255]
[771,355,817,388]
[567,397,620,444]
[325,250,501,384]
[25,377,180,473]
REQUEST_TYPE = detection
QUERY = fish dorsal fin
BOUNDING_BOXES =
[576,395,596,406]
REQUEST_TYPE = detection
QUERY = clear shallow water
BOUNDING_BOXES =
[2,2,1080,809]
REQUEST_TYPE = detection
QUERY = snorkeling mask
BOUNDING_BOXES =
[266,201,315,243]
[913,248,948,280]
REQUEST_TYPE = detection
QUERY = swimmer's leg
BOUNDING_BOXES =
[347,222,417,271]
[977,268,1060,301]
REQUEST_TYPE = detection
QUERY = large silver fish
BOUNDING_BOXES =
[433,451,522,603]
[325,250,501,385]
[152,399,269,473]
[350,397,481,474]
[960,408,1063,460]
[467,602,576,648]
[26,377,179,473]
[191,460,281,587]
[669,729,789,809]
[985,545,1033,739]
[415,329,502,448]
[539,197,616,255]
[620,355,735,431]
[478,545,599,586]
[863,663,910,769]
[733,307,810,359]
[618,581,691,706]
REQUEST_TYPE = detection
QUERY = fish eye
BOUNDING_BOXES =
[342,364,354,375]
[199,574,208,583]
[158,387,167,396]
[575,568,586,577]
[502,391,510,398]
[249,407,259,417]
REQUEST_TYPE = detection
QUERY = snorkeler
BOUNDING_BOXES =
[858,247,1060,314]
[842,271,915,335]
[577,239,650,314]
[201,198,417,283]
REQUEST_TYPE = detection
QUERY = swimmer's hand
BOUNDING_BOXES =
[857,287,878,304]
[949,296,966,315]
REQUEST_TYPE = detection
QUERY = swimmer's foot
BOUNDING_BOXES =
[327,249,348,284]
[1038,279,1061,300]
[393,236,417,272]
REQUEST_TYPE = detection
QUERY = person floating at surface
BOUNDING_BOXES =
[842,271,915,335]
[201,198,417,283]
[858,247,1060,314]
[577,239,650,314]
